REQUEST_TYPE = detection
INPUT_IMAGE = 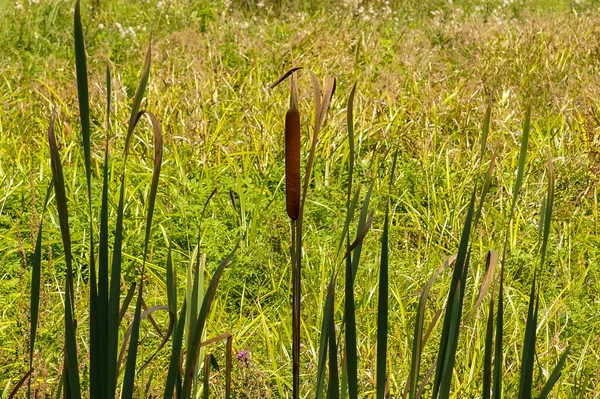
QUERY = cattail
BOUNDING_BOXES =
[285,99,301,220]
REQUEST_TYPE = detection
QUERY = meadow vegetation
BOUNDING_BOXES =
[1,0,600,397]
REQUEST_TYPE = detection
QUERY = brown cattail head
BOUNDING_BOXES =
[285,91,301,220]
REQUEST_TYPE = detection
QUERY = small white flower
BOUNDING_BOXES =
[257,1,264,7]
[98,23,105,29]
[15,1,24,10]
[29,0,39,4]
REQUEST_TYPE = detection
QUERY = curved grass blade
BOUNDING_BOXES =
[538,345,571,399]
[48,109,81,399]
[163,301,187,399]
[121,110,163,399]
[467,250,498,321]
[182,242,240,398]
[8,370,32,399]
[117,305,175,372]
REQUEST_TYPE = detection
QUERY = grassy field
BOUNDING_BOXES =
[1,0,600,397]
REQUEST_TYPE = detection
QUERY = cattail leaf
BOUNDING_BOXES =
[163,301,187,399]
[376,205,390,399]
[540,153,554,269]
[166,245,177,313]
[350,181,374,279]
[537,345,571,399]
[28,182,52,398]
[433,189,477,399]
[518,278,539,399]
[407,255,457,399]
[48,109,81,399]
[482,295,494,399]
[317,278,336,399]
[475,150,496,228]
[108,41,151,395]
[269,67,304,89]
[510,106,530,218]
[346,83,357,209]
[74,3,100,396]
[182,242,240,398]
[479,99,492,161]
[121,110,163,398]
[327,282,339,399]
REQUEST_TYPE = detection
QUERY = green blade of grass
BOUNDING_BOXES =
[163,301,187,399]
[121,110,163,399]
[479,99,492,162]
[108,41,152,396]
[96,61,111,399]
[327,284,340,399]
[538,346,571,399]
[494,107,531,399]
[407,255,457,399]
[48,109,81,399]
[182,242,240,398]
[28,182,52,398]
[202,354,211,399]
[166,245,177,313]
[376,205,390,399]
[74,3,100,396]
[483,294,494,399]
[433,189,477,399]
[317,277,336,399]
[518,279,539,399]
[346,82,357,208]
[510,106,531,219]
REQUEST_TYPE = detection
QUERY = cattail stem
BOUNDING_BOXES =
[291,219,300,399]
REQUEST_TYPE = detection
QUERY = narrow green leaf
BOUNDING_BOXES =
[479,99,492,161]
[48,109,81,399]
[518,279,539,399]
[163,301,187,399]
[407,255,456,399]
[121,111,163,399]
[317,278,336,399]
[182,243,240,398]
[376,205,390,399]
[28,182,52,398]
[327,282,339,399]
[483,295,494,399]
[538,346,571,399]
[510,106,531,218]
[433,190,477,399]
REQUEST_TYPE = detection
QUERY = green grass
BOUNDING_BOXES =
[2,0,600,397]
